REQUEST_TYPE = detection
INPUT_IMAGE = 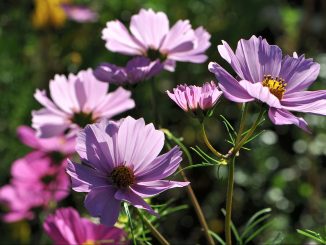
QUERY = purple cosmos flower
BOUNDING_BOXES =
[32,69,135,138]
[11,152,70,205]
[102,8,210,72]
[209,35,326,132]
[17,125,76,157]
[94,57,164,85]
[67,116,189,226]
[167,81,223,112]
[61,4,98,23]
[44,207,128,245]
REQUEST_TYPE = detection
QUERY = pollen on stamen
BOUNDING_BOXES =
[262,75,287,100]
[110,166,135,189]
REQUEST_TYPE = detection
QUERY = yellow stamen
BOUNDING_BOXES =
[82,240,96,245]
[262,75,287,100]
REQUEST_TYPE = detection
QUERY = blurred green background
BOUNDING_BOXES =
[0,0,326,244]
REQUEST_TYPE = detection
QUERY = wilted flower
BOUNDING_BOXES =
[32,69,135,138]
[167,81,222,114]
[32,0,69,29]
[209,35,326,132]
[67,116,189,226]
[94,57,163,85]
[102,8,210,71]
[61,4,98,23]
[44,207,128,245]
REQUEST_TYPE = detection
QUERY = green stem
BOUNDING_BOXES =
[225,157,235,245]
[136,209,170,245]
[201,122,224,159]
[179,167,215,245]
[232,105,265,156]
[234,103,249,146]
[162,129,214,245]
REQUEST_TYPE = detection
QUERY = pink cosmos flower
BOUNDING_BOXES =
[167,81,223,112]
[11,152,70,205]
[32,69,135,138]
[102,8,211,71]
[0,184,35,222]
[67,116,189,226]
[44,207,128,245]
[17,125,75,156]
[209,35,326,132]
[61,4,98,23]
[94,57,164,85]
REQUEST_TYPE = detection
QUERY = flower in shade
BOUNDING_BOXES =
[167,81,223,114]
[32,69,135,138]
[209,35,326,132]
[0,184,35,222]
[44,207,128,245]
[61,4,98,23]
[94,57,164,85]
[17,126,76,160]
[102,8,211,72]
[11,152,70,205]
[67,116,189,226]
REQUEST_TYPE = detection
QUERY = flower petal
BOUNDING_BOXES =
[115,188,157,216]
[268,108,311,133]
[132,180,189,198]
[130,9,169,50]
[239,80,282,108]
[84,186,121,227]
[282,90,326,115]
[279,54,320,93]
[234,35,282,83]
[208,62,254,103]
[117,117,164,172]
[102,20,145,55]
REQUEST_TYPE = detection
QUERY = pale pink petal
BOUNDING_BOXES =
[130,9,169,49]
[102,20,145,55]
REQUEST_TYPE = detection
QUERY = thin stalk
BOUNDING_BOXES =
[225,157,235,245]
[162,129,214,245]
[234,103,249,146]
[179,167,215,245]
[136,209,170,245]
[201,122,224,159]
[232,105,265,155]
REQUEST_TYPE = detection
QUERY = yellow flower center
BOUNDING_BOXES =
[262,75,287,100]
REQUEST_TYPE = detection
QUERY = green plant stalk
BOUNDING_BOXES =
[235,103,249,146]
[179,167,215,245]
[201,122,224,159]
[150,78,160,126]
[231,105,265,156]
[136,209,170,245]
[162,129,214,245]
[225,157,235,245]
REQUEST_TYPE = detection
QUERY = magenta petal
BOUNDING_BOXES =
[133,180,189,198]
[115,189,157,216]
[282,90,326,115]
[17,126,39,149]
[66,161,108,192]
[268,108,311,133]
[208,62,254,103]
[239,80,282,108]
